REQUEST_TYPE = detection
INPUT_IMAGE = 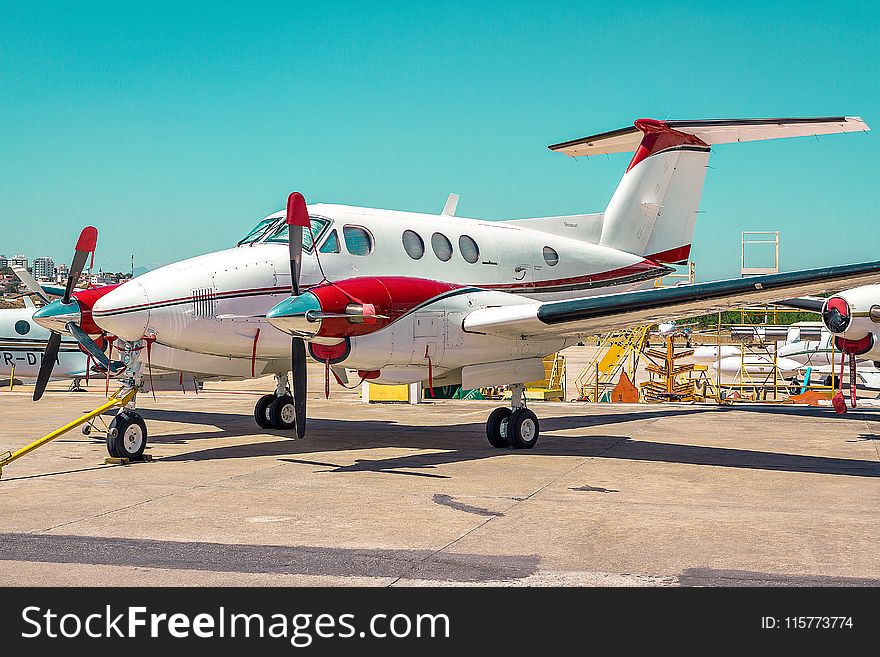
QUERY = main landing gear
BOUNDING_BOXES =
[254,373,299,432]
[486,383,540,449]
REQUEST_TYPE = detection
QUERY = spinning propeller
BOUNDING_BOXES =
[30,227,124,401]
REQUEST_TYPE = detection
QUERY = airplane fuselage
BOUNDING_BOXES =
[93,203,668,383]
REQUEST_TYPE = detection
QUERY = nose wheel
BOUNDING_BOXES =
[106,410,148,460]
[485,384,540,449]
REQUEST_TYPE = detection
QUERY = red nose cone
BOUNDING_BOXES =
[826,297,849,317]
[71,284,120,334]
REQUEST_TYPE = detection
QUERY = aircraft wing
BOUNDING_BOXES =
[463,262,880,340]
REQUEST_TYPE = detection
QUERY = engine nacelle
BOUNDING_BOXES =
[268,276,569,386]
[821,285,880,356]
[266,276,464,343]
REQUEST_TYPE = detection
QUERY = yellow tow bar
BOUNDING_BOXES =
[0,386,137,479]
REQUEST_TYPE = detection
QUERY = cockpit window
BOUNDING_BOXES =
[237,217,277,245]
[319,229,341,253]
[264,216,331,252]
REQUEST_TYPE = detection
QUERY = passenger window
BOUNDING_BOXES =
[320,229,341,254]
[343,225,374,256]
[14,320,30,335]
[459,235,479,264]
[402,230,425,259]
[543,246,559,266]
[431,232,453,262]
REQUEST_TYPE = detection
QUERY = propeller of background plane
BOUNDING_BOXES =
[28,227,124,401]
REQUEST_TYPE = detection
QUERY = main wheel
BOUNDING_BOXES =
[254,394,275,429]
[507,408,539,449]
[106,411,148,460]
[486,407,512,448]
[268,394,297,430]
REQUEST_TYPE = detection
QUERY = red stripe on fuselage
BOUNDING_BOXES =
[645,245,691,265]
[92,261,666,317]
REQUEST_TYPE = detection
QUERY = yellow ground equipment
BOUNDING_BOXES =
[520,353,566,401]
[641,335,697,402]
[575,327,650,402]
[0,386,137,479]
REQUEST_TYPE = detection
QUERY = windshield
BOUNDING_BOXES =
[237,217,279,245]
[265,216,332,252]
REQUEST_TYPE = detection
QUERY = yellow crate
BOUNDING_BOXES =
[365,383,411,402]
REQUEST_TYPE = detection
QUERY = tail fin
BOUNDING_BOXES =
[549,117,869,264]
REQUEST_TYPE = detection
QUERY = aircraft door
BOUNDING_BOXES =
[492,227,534,290]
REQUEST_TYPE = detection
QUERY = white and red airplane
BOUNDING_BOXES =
[779,288,880,411]
[29,116,876,458]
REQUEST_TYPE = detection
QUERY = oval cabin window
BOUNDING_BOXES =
[459,235,480,264]
[402,230,425,259]
[431,233,453,262]
[543,246,559,266]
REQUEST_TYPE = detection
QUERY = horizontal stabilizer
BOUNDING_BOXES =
[549,117,869,157]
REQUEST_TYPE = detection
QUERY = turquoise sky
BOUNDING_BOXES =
[1,1,876,281]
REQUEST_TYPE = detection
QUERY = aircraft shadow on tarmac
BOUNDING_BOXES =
[132,407,880,479]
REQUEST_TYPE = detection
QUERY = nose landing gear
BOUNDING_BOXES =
[485,383,540,449]
[107,410,147,460]
[253,373,299,432]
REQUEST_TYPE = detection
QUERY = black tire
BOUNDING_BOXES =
[486,407,512,448]
[507,408,539,449]
[107,411,148,460]
[269,394,297,430]
[105,428,120,458]
[254,394,275,429]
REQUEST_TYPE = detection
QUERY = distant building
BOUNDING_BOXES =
[10,254,27,269]
[33,257,55,281]
[89,272,116,286]
[0,255,7,269]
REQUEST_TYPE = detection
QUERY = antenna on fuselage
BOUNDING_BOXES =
[441,193,459,217]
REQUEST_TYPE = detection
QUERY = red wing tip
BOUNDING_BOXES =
[286,192,310,227]
[75,226,98,252]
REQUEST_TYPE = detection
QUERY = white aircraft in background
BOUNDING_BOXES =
[0,297,92,387]
[781,290,880,410]
[693,323,880,388]
[27,115,875,458]
[650,320,695,346]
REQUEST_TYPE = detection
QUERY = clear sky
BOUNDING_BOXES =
[1,1,876,281]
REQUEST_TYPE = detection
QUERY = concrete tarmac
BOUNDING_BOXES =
[1,368,879,586]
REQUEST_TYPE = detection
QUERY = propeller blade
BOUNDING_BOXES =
[66,321,121,373]
[63,226,98,304]
[33,332,62,401]
[11,265,50,304]
[291,337,307,439]
[286,192,310,296]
